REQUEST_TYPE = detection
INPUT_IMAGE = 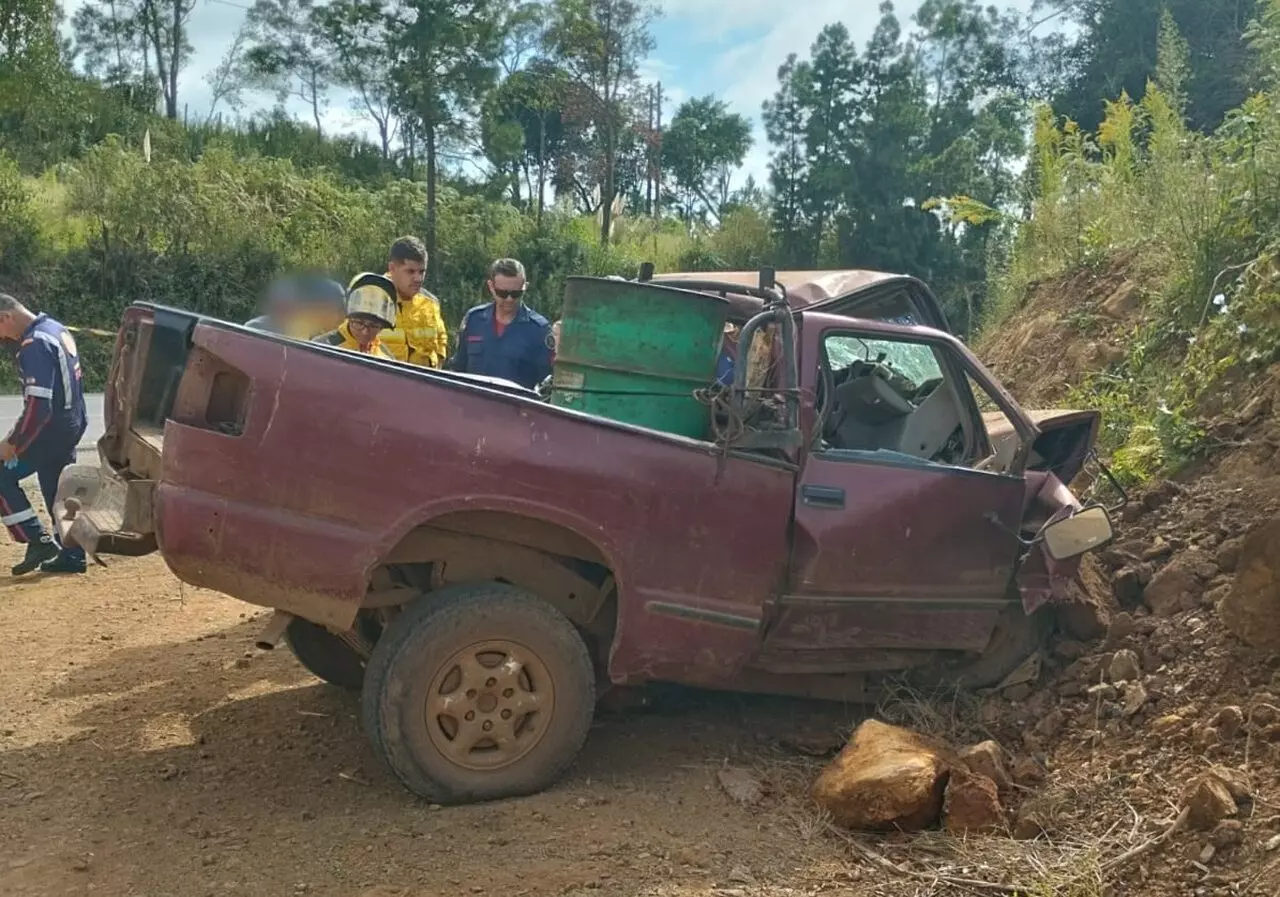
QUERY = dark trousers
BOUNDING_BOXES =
[0,446,85,561]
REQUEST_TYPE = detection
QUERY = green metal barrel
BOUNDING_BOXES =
[550,276,730,439]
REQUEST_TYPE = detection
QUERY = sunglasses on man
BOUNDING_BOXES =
[493,288,525,300]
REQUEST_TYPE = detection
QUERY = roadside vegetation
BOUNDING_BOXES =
[966,6,1280,484]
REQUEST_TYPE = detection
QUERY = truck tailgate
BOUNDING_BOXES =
[53,306,180,560]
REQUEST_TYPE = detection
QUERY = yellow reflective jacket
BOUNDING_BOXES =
[380,290,448,368]
[313,322,396,359]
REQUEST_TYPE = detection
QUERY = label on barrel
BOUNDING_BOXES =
[553,369,585,405]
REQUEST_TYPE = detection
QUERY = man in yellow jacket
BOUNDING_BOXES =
[382,236,448,367]
[313,273,398,359]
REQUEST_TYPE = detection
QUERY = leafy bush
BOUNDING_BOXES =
[0,151,38,277]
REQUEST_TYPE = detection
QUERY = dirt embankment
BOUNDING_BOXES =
[978,254,1150,409]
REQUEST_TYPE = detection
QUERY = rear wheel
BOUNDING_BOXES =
[361,582,595,804]
[286,616,378,691]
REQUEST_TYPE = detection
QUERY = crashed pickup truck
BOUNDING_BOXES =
[57,268,1116,805]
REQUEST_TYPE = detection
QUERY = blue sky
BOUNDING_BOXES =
[63,0,1038,185]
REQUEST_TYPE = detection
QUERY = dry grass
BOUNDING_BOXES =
[874,677,989,746]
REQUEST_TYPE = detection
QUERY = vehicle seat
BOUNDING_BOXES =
[891,381,963,460]
[829,372,913,451]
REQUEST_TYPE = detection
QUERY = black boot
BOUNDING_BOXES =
[40,549,88,575]
[12,535,59,576]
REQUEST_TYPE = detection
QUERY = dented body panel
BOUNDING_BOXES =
[76,281,1100,695]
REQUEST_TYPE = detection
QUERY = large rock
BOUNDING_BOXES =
[1220,519,1280,650]
[1101,281,1141,319]
[1058,555,1115,640]
[959,741,1011,790]
[811,720,949,831]
[1144,550,1216,616]
[1183,773,1238,831]
[943,770,1004,834]
[1108,648,1142,683]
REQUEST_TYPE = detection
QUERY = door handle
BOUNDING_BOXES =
[802,485,845,509]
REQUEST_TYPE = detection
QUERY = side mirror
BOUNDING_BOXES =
[1042,506,1115,561]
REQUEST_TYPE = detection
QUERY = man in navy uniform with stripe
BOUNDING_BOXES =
[0,293,89,576]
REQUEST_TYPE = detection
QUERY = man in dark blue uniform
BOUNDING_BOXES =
[0,294,89,576]
[447,258,552,390]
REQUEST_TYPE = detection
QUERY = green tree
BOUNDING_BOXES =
[660,95,752,222]
[835,2,930,273]
[544,0,656,244]
[69,0,146,87]
[242,0,333,134]
[313,0,401,157]
[481,59,571,217]
[390,0,504,282]
[1047,0,1261,133]
[1154,8,1190,117]
[800,23,860,263]
[70,0,195,119]
[763,54,812,266]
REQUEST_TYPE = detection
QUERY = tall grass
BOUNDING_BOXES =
[979,2,1280,481]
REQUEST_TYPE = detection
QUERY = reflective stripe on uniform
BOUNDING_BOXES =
[23,385,52,399]
[30,330,74,410]
[1,507,37,526]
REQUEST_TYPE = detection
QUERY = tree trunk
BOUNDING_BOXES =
[600,117,615,245]
[599,10,615,246]
[425,120,438,288]
[536,113,547,223]
[166,0,180,119]
[309,69,323,135]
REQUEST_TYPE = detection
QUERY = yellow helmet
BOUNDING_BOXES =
[345,272,398,329]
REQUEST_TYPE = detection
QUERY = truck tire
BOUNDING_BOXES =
[361,582,595,804]
[286,617,369,691]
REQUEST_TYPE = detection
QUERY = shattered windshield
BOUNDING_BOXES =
[825,335,944,392]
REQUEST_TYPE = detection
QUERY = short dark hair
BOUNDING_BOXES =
[389,236,427,264]
[488,258,526,280]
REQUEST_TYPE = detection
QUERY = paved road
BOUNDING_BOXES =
[0,393,105,458]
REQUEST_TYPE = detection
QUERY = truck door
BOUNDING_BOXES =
[764,327,1028,660]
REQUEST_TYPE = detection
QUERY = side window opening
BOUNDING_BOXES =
[817,332,980,469]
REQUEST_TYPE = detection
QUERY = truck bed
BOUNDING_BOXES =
[84,305,798,686]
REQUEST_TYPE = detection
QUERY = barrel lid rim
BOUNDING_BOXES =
[563,275,732,305]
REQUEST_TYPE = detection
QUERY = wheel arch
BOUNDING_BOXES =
[366,499,626,654]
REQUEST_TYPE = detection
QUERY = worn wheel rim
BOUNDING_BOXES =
[423,639,555,772]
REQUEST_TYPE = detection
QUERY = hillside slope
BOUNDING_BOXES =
[971,256,1280,897]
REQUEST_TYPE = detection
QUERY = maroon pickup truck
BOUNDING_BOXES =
[58,268,1115,805]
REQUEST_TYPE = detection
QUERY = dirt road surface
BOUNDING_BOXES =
[0,544,860,897]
